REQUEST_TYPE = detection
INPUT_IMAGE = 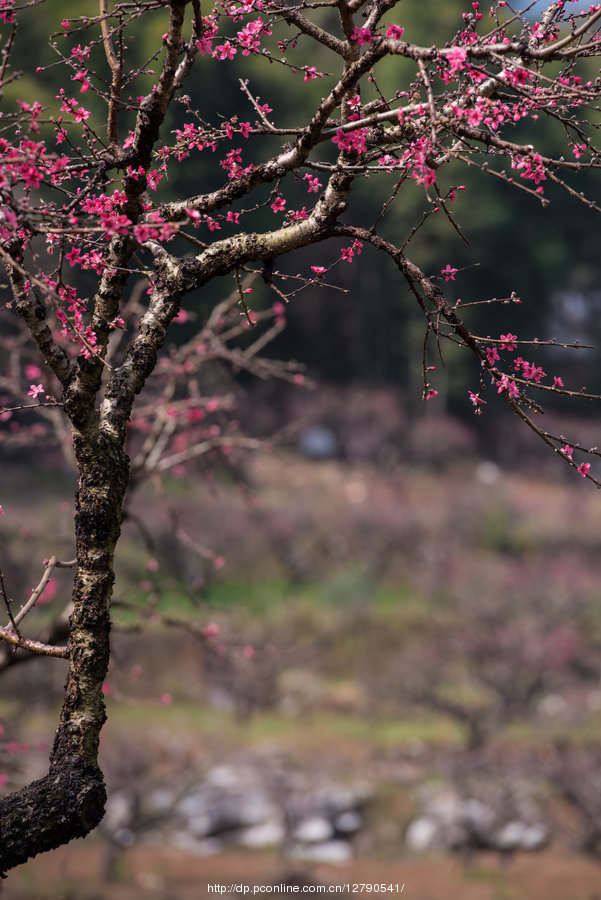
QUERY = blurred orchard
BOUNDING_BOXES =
[3,0,601,894]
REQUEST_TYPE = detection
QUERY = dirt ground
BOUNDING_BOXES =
[3,844,601,900]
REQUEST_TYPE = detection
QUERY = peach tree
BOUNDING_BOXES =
[1,0,601,872]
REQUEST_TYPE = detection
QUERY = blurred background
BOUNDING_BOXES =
[3,1,601,898]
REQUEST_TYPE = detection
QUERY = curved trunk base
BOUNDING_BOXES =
[0,757,105,876]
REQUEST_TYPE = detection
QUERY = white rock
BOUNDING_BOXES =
[405,816,439,852]
[238,820,286,848]
[293,816,334,844]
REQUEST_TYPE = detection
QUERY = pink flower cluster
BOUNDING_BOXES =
[447,47,468,74]
[332,127,368,154]
[302,66,324,81]
[560,446,590,478]
[511,152,546,186]
[513,357,546,382]
[499,333,517,351]
[58,94,90,123]
[0,138,69,199]
[386,24,405,40]
[212,16,272,59]
[341,240,363,262]
[496,374,519,399]
[0,0,14,23]
[351,26,372,46]
[303,174,323,193]
[402,137,436,187]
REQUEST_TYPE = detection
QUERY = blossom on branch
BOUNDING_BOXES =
[2,0,601,870]
[27,385,44,400]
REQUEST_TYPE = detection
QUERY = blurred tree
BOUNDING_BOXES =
[384,590,598,750]
[2,0,601,874]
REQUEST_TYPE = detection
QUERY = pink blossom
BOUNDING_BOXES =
[237,16,270,55]
[497,375,519,399]
[27,384,44,399]
[65,247,81,267]
[271,196,285,213]
[486,346,500,365]
[341,246,355,262]
[332,127,368,154]
[73,105,90,123]
[447,47,468,74]
[560,445,574,458]
[351,26,372,46]
[499,333,517,351]
[72,70,91,92]
[465,106,484,127]
[20,164,42,189]
[214,41,237,60]
[502,66,532,87]
[16,100,43,132]
[311,265,326,274]
[303,66,323,81]
[578,462,590,478]
[522,362,546,382]
[469,391,486,408]
[133,223,160,242]
[147,169,162,190]
[511,152,546,186]
[386,24,405,39]
[378,155,399,172]
[441,264,458,281]
[304,173,323,193]
[287,207,308,221]
[70,44,89,63]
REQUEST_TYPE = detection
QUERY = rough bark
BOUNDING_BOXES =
[0,759,105,875]
[0,426,129,875]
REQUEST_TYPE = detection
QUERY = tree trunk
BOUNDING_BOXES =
[0,428,129,875]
